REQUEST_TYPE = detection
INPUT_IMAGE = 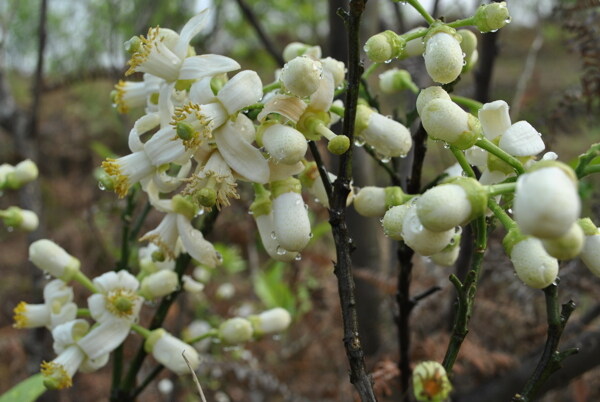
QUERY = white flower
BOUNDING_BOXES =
[182,275,205,293]
[382,204,410,241]
[125,12,240,82]
[420,98,479,149]
[145,329,200,375]
[509,237,558,289]
[424,31,464,84]
[140,270,179,299]
[353,186,386,218]
[29,240,81,281]
[219,317,253,344]
[250,308,292,335]
[581,233,600,277]
[77,271,143,359]
[513,166,580,239]
[13,159,38,184]
[13,279,77,329]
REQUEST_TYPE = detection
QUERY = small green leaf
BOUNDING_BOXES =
[0,374,46,402]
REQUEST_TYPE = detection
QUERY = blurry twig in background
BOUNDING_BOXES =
[511,32,544,121]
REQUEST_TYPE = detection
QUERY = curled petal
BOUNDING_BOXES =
[499,121,545,156]
[176,215,220,268]
[77,319,132,359]
[479,100,511,140]
[174,11,208,59]
[217,70,263,115]
[179,55,240,81]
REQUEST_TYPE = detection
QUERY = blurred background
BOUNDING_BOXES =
[1,0,600,400]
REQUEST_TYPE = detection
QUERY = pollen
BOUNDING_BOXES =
[101,159,129,198]
[106,289,139,318]
[41,361,72,390]
[170,103,214,150]
[125,26,161,76]
[13,301,28,328]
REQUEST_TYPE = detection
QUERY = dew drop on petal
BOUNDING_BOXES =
[294,254,302,261]
[270,231,277,240]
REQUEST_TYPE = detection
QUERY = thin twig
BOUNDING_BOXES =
[234,0,285,67]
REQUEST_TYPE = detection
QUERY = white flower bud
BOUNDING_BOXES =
[182,275,205,294]
[378,68,418,94]
[382,204,410,241]
[458,29,478,72]
[399,28,426,60]
[364,30,405,63]
[424,32,464,84]
[417,178,487,232]
[320,57,346,88]
[219,317,253,344]
[145,329,200,375]
[261,124,308,165]
[2,206,39,232]
[14,159,39,184]
[139,270,179,299]
[431,237,461,267]
[513,166,580,239]
[29,240,80,281]
[355,105,412,158]
[542,223,584,260]
[280,56,322,98]
[421,98,480,149]
[412,361,452,402]
[282,42,321,61]
[474,2,510,33]
[416,86,451,116]
[354,186,386,218]
[216,283,235,300]
[272,180,311,252]
[581,233,600,277]
[401,205,454,256]
[250,308,292,335]
[510,237,558,289]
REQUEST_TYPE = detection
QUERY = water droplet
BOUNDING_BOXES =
[384,59,392,64]
[304,203,309,210]
[270,231,277,240]
[505,17,512,24]
[507,208,513,214]
[98,182,106,191]
[294,254,302,261]
[443,143,450,149]
[295,198,302,205]
[44,272,51,280]
[276,246,286,255]
[196,209,205,216]
[272,334,282,341]
[308,232,313,238]
[248,210,254,215]
[490,29,498,33]
[462,59,467,66]
[216,252,223,263]
[380,156,391,163]
[455,226,462,235]
[354,136,366,147]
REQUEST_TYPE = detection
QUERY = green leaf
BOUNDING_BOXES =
[253,262,296,314]
[0,374,46,402]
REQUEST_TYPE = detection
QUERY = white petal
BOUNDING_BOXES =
[174,11,208,59]
[217,70,263,115]
[179,55,241,81]
[49,302,78,329]
[158,83,175,127]
[269,161,304,182]
[115,270,140,292]
[479,100,511,140]
[254,213,298,262]
[309,70,334,111]
[499,121,545,156]
[153,331,200,374]
[214,121,269,184]
[79,353,110,373]
[189,77,217,104]
[272,192,311,252]
[478,169,508,185]
[144,180,175,213]
[176,215,220,268]
[93,272,120,294]
[144,127,191,166]
[51,319,90,352]
[129,113,160,152]
[77,319,132,359]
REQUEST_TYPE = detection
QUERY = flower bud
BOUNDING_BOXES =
[355,105,413,158]
[14,159,39,184]
[506,235,558,289]
[139,270,179,299]
[219,317,253,344]
[271,178,311,252]
[249,307,292,335]
[364,30,405,63]
[379,68,418,94]
[474,2,511,33]
[424,30,464,84]
[29,239,80,281]
[542,223,584,260]
[2,206,39,232]
[321,57,346,88]
[282,42,321,62]
[402,205,454,256]
[354,186,409,218]
[280,56,322,98]
[261,124,308,165]
[513,166,580,239]
[412,361,452,402]
[431,235,461,267]
[398,28,426,60]
[579,218,600,277]
[416,86,451,116]
[458,29,478,72]
[382,204,410,241]
[416,177,487,232]
[421,99,481,149]
[145,329,200,375]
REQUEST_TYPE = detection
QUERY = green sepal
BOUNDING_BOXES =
[578,217,598,236]
[384,186,411,207]
[144,328,166,353]
[502,227,528,256]
[451,114,481,150]
[271,177,302,199]
[250,185,272,217]
[444,176,488,221]
[527,160,578,183]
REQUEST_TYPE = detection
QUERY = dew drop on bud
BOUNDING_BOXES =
[308,232,313,238]
[276,246,286,255]
[294,254,302,261]
[98,182,106,191]
[270,231,277,240]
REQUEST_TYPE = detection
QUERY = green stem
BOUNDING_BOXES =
[262,81,281,93]
[449,146,476,178]
[405,0,435,24]
[117,189,137,271]
[131,323,152,339]
[451,95,483,114]
[330,104,345,117]
[487,198,517,230]
[442,215,487,372]
[574,143,600,178]
[77,308,90,317]
[580,164,600,178]
[486,182,516,196]
[129,201,151,241]
[476,137,525,175]
[362,62,380,79]
[186,329,219,344]
[447,16,476,29]
[400,28,428,42]
[72,271,98,293]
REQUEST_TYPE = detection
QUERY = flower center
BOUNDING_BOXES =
[106,289,139,318]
